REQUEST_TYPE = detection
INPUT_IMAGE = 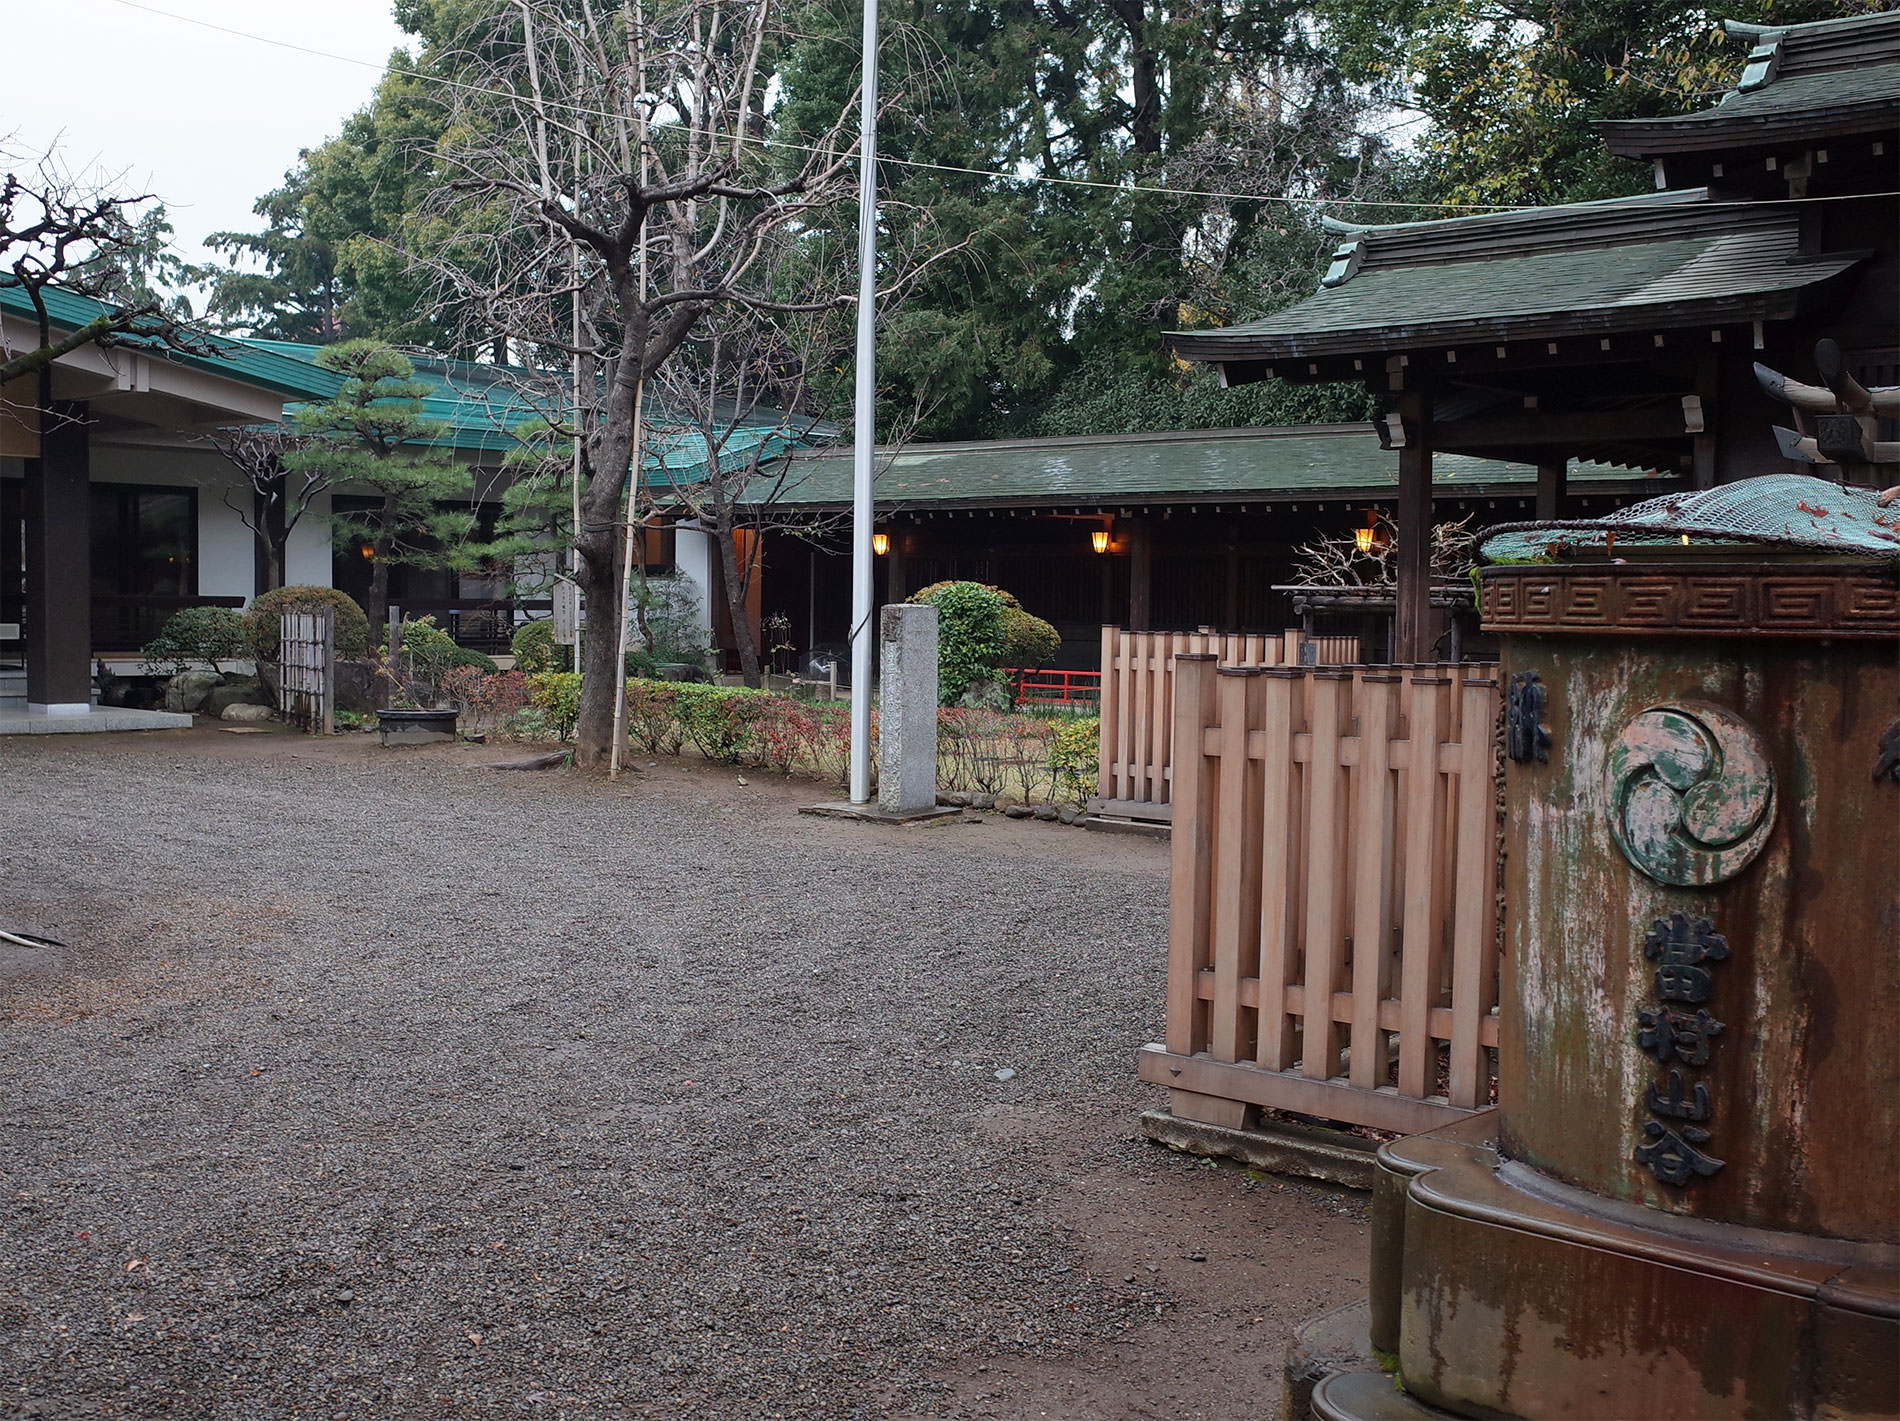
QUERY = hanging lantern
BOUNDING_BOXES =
[1092,529,1110,554]
[872,532,890,556]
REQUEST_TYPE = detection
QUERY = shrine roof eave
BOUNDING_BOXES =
[1599,93,1899,158]
[1171,279,1856,374]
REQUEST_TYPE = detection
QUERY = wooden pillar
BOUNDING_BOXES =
[1535,460,1567,522]
[1395,383,1441,663]
[1694,347,1720,489]
[885,519,906,604]
[1127,518,1152,632]
[24,397,93,711]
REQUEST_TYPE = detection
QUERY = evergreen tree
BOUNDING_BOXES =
[284,340,475,633]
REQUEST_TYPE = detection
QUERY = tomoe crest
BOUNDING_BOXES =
[1604,703,1775,887]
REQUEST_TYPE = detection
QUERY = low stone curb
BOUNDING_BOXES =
[1138,1108,1380,1191]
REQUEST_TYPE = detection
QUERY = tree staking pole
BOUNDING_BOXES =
[848,0,879,804]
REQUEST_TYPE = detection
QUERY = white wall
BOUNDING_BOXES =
[672,525,716,645]
[283,491,333,589]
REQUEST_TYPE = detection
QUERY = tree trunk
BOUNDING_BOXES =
[572,525,625,769]
[363,494,399,635]
[711,494,762,688]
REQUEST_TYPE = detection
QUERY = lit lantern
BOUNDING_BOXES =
[1354,524,1376,554]
[872,532,889,556]
[1091,529,1110,554]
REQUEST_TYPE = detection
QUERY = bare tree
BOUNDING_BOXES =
[0,139,201,386]
[207,425,323,592]
[391,0,898,770]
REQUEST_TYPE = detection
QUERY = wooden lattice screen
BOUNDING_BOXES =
[279,607,335,735]
[1137,656,1502,1136]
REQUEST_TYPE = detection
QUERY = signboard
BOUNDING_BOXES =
[552,579,580,645]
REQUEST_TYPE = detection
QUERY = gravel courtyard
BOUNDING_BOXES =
[0,728,1366,1421]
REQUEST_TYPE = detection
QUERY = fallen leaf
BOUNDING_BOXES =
[467,1332,483,1347]
[125,1259,143,1272]
[125,1312,146,1323]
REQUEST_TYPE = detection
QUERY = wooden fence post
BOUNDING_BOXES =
[1166,653,1241,1126]
[1097,625,1119,800]
[1447,676,1501,1108]
[1299,670,1351,1081]
[1348,671,1400,1089]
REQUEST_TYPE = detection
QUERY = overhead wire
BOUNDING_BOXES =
[98,0,1900,219]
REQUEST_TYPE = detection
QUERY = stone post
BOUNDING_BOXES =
[878,603,938,815]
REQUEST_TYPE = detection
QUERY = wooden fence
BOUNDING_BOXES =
[1135,657,1501,1136]
[1095,626,1360,818]
[279,607,335,735]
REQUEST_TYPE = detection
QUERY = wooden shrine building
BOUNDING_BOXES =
[1169,10,1900,661]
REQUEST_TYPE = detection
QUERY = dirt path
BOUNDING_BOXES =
[0,724,1366,1421]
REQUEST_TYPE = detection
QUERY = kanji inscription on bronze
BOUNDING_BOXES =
[1634,912,1729,1186]
[1506,671,1551,764]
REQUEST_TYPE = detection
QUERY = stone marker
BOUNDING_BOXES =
[878,603,939,816]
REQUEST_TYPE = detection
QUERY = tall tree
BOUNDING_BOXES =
[284,340,474,633]
[382,0,895,768]
[1315,0,1885,205]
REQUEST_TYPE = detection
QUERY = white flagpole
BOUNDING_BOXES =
[846,0,879,804]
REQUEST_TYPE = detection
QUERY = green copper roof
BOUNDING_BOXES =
[254,339,826,480]
[755,424,1665,511]
[1479,474,1900,561]
[1,283,343,402]
[1170,196,1862,364]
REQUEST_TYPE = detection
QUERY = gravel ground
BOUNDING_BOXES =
[0,728,1367,1421]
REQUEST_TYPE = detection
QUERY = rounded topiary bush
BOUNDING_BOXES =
[909,580,1060,702]
[244,585,371,663]
[999,602,1060,667]
[908,580,1008,705]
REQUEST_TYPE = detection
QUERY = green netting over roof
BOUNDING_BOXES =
[1478,474,1900,562]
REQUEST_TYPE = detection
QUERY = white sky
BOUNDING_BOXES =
[4,0,410,269]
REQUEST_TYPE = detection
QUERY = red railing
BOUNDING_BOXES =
[1006,666,1102,708]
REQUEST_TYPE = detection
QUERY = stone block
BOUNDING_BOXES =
[877,604,939,816]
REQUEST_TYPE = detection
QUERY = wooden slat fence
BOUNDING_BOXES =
[1135,657,1502,1136]
[1095,626,1359,817]
[279,607,335,735]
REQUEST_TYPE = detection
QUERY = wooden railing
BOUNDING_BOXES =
[1136,658,1502,1136]
[1095,626,1359,818]
[1005,666,1101,709]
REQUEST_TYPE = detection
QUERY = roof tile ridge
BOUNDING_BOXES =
[1351,189,1776,269]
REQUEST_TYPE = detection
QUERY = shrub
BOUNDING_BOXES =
[1048,715,1100,804]
[384,615,499,706]
[674,683,772,763]
[244,585,371,663]
[526,671,583,740]
[623,679,685,754]
[999,603,1060,667]
[908,580,1007,705]
[910,580,1060,702]
[439,667,529,731]
[142,606,247,675]
[511,618,572,674]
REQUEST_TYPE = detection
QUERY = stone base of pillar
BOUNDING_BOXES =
[796,800,960,827]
